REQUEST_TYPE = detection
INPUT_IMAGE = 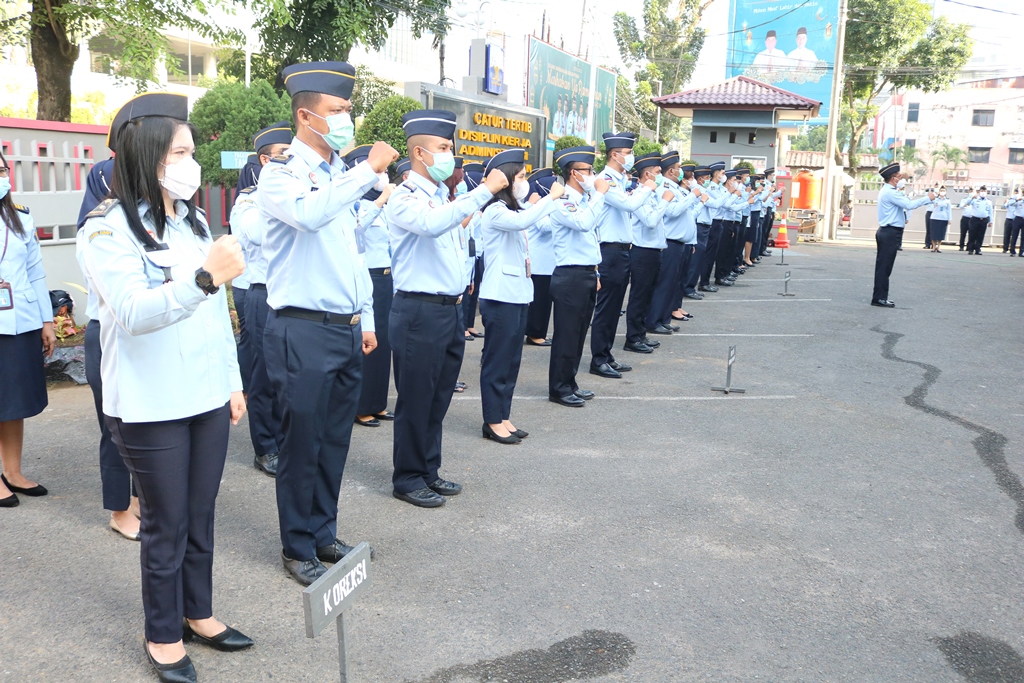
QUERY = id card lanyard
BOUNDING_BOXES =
[0,224,13,311]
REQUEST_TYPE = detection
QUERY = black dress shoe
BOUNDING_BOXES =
[482,423,522,444]
[394,487,446,507]
[870,299,896,308]
[574,389,595,401]
[715,279,733,287]
[684,292,704,300]
[0,475,47,497]
[0,493,19,508]
[428,478,463,496]
[698,285,718,292]
[590,363,622,379]
[282,552,328,585]
[316,538,378,563]
[468,330,484,338]
[145,643,196,683]
[355,416,381,427]
[549,393,586,407]
[512,429,529,438]
[525,338,552,346]
[667,324,680,331]
[609,361,632,372]
[254,453,278,477]
[640,338,660,349]
[623,341,653,354]
[374,410,395,420]
[647,325,673,335]
[183,621,255,652]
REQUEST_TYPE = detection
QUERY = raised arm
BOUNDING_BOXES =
[550,194,606,233]
[483,196,557,232]
[257,160,378,233]
[386,185,493,238]
[231,197,264,248]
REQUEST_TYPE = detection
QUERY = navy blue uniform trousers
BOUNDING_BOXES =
[357,269,394,416]
[591,244,630,367]
[525,274,553,340]
[699,219,724,286]
[390,292,464,494]
[264,312,362,561]
[85,320,134,510]
[686,223,711,294]
[549,266,597,398]
[243,285,282,457]
[873,226,903,302]
[715,220,737,281]
[647,239,685,329]
[967,216,989,253]
[625,246,661,342]
[106,404,229,644]
[479,299,528,423]
[233,285,251,393]
[462,258,484,330]
[1011,216,1024,255]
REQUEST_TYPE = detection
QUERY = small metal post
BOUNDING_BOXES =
[779,270,795,297]
[337,611,349,683]
[777,248,786,265]
[711,345,746,394]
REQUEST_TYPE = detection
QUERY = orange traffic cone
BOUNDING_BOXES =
[774,223,791,249]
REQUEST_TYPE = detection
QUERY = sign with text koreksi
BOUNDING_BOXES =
[303,542,372,638]
[727,0,839,124]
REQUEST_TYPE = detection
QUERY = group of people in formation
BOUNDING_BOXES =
[0,55,790,683]
[550,93,588,140]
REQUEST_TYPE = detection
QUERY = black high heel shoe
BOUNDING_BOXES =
[183,621,255,652]
[511,429,529,439]
[145,643,196,683]
[482,424,521,444]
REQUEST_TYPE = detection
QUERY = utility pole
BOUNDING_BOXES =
[578,0,587,57]
[821,0,848,241]
[653,80,663,143]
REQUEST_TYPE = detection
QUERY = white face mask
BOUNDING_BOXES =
[160,157,202,201]
[621,153,635,172]
[979,191,987,198]
[513,179,530,201]
[896,178,906,189]
[575,170,597,193]
[373,172,389,192]
[939,191,946,196]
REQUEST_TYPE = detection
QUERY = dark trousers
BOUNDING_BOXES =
[625,246,661,342]
[462,258,484,330]
[1003,218,1014,251]
[264,312,362,561]
[106,404,229,643]
[390,293,464,494]
[85,320,134,511]
[648,240,685,328]
[872,226,903,302]
[243,286,282,457]
[675,244,694,308]
[525,274,553,340]
[761,211,774,253]
[959,216,971,248]
[479,300,528,424]
[687,223,711,293]
[591,245,630,367]
[925,211,933,246]
[714,220,737,282]
[734,216,748,265]
[357,270,394,416]
[233,286,251,393]
[1012,217,1024,254]
[699,219,723,286]
[967,216,988,253]
[549,266,597,398]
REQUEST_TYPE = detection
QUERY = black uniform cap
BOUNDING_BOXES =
[485,149,526,174]
[634,152,662,173]
[282,62,356,100]
[253,121,293,151]
[464,161,485,174]
[402,110,457,140]
[680,164,697,173]
[107,92,189,152]
[343,144,373,167]
[394,158,412,176]
[709,161,726,171]
[879,162,900,180]
[465,171,485,190]
[694,166,713,177]
[553,146,597,168]
[660,152,681,171]
[602,132,637,150]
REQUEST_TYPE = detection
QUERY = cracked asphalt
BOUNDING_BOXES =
[2,240,1023,682]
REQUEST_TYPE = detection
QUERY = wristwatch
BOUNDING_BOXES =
[194,268,219,295]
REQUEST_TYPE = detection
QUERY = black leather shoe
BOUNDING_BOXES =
[549,393,586,407]
[316,538,377,563]
[183,621,255,652]
[525,338,552,346]
[282,552,328,585]
[667,324,680,331]
[254,453,278,477]
[590,363,622,379]
[574,389,595,401]
[374,410,395,420]
[699,285,719,293]
[647,325,673,335]
[512,429,529,438]
[0,493,18,508]
[609,361,632,372]
[623,341,653,354]
[715,279,733,286]
[870,299,896,308]
[0,474,47,497]
[428,478,462,496]
[394,487,446,507]
[641,338,660,349]
[685,292,703,300]
[468,330,484,338]
[145,643,196,683]
[482,423,521,444]
[355,416,381,427]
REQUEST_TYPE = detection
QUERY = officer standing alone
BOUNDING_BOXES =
[871,163,934,307]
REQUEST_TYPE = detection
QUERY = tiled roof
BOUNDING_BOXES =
[786,150,881,169]
[653,76,820,109]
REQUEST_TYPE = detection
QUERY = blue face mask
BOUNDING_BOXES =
[455,180,468,196]
[744,177,750,186]
[0,177,9,201]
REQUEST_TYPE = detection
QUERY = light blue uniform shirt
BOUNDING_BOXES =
[479,197,558,304]
[723,190,746,221]
[79,200,242,422]
[550,186,604,267]
[696,182,727,224]
[662,182,701,243]
[256,137,377,330]
[0,210,51,335]
[231,187,268,284]
[967,196,993,221]
[631,190,671,249]
[740,186,752,216]
[750,185,770,215]
[958,197,974,218]
[74,226,101,321]
[930,197,951,221]
[767,188,783,210]
[525,214,555,276]
[877,184,932,227]
[596,166,654,243]
[352,199,391,270]
[1003,198,1017,221]
[385,169,493,296]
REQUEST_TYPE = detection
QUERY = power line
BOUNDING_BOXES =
[940,0,1023,16]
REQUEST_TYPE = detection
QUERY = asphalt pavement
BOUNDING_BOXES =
[2,240,1024,682]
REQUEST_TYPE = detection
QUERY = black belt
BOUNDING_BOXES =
[396,290,463,306]
[880,225,903,230]
[275,306,361,326]
[369,267,391,276]
[556,264,598,271]
[697,222,712,227]
[632,245,661,252]
[667,238,686,245]
[601,242,632,250]
[249,283,267,290]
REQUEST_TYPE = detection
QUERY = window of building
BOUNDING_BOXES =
[968,147,991,163]
[748,132,756,144]
[166,52,205,86]
[729,132,737,144]
[907,103,919,123]
[709,131,717,143]
[971,109,995,127]
[905,139,916,148]
[1009,149,1024,165]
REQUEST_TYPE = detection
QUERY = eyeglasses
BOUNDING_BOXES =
[0,167,8,177]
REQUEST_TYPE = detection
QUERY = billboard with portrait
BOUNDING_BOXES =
[527,36,616,149]
[727,0,839,123]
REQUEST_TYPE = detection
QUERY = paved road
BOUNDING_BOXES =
[3,242,1023,682]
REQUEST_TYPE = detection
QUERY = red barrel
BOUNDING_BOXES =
[791,170,820,210]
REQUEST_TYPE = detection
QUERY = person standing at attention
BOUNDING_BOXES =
[871,162,934,307]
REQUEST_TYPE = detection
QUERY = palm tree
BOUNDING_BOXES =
[928,142,969,182]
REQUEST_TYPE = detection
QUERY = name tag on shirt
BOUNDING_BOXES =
[0,282,12,310]
[144,245,179,269]
[354,225,367,254]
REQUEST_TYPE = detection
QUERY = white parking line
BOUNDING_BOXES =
[697,298,832,303]
[614,333,813,337]
[451,395,798,401]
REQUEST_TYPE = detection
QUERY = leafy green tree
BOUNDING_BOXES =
[841,0,972,170]
[734,160,755,174]
[190,80,292,186]
[928,142,968,180]
[351,66,398,119]
[553,135,587,175]
[593,137,661,174]
[354,95,423,158]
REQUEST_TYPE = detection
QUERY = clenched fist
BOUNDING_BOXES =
[203,235,245,287]
[484,169,509,194]
[367,141,400,173]
[548,183,566,200]
[594,177,610,194]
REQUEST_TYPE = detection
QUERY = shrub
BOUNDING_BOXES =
[553,135,587,176]
[354,95,423,159]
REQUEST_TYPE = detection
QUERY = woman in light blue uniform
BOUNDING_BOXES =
[79,114,252,683]
[928,187,951,252]
[0,150,55,508]
[524,168,558,346]
[477,149,564,444]
[461,160,486,340]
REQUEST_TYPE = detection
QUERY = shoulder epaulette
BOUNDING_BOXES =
[239,186,256,194]
[269,155,291,164]
[402,182,416,192]
[85,198,120,219]
[13,203,29,214]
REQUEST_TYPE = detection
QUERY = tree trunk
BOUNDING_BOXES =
[31,0,78,122]
[438,41,446,86]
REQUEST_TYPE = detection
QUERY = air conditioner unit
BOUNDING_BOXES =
[958,170,969,178]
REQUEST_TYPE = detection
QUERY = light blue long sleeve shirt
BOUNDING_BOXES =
[550,186,604,267]
[631,190,671,249]
[479,197,558,304]
[525,214,555,276]
[930,197,951,221]
[696,182,727,224]
[967,196,993,221]
[352,199,392,270]
[877,184,932,227]
[231,187,268,285]
[596,165,654,243]
[1002,198,1017,221]
[958,197,975,218]
[0,209,51,334]
[662,182,701,243]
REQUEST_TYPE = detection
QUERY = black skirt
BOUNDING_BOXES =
[0,329,48,421]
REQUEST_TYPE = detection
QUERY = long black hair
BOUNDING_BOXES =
[0,149,25,236]
[483,161,525,212]
[110,116,206,250]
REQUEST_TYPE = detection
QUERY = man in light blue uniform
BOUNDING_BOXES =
[385,109,506,508]
[524,168,559,345]
[698,161,729,292]
[957,190,975,250]
[872,162,934,307]
[256,61,399,585]
[1002,191,1018,253]
[230,121,292,477]
[965,185,994,255]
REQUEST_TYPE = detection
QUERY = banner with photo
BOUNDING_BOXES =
[727,0,839,124]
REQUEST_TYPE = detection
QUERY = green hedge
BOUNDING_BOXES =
[354,95,423,159]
